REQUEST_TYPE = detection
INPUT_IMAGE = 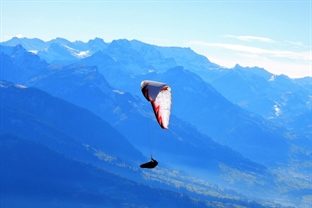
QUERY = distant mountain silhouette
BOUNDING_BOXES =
[0,44,48,83]
[199,64,311,139]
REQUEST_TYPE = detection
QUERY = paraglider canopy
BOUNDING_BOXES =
[141,80,172,129]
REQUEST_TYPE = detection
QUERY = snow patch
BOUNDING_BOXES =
[15,84,27,89]
[273,103,281,116]
[62,44,91,58]
[29,50,38,54]
[269,75,277,81]
[113,89,125,94]
[76,50,90,58]
[0,81,27,89]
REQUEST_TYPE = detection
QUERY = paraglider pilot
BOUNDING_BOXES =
[140,157,158,169]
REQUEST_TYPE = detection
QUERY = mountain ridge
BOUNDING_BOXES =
[1,80,286,207]
[1,38,311,207]
[1,133,213,208]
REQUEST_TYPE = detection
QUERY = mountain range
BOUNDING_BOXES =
[1,37,311,208]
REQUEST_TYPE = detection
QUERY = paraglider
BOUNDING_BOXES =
[139,80,172,169]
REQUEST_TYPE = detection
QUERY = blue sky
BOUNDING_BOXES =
[1,0,311,78]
